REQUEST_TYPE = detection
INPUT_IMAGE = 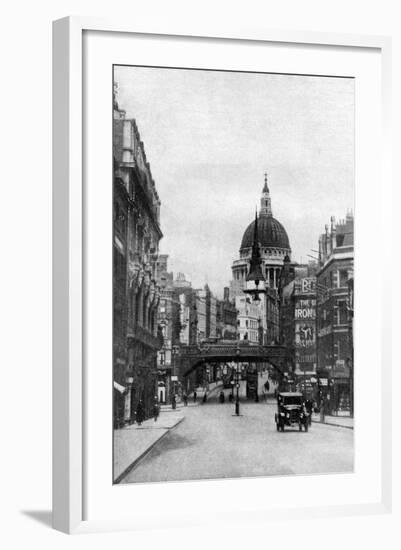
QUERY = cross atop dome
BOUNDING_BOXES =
[260,172,272,217]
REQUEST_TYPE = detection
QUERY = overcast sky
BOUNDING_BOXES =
[115,66,354,298]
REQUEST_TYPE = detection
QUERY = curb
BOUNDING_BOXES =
[114,416,185,484]
[312,420,354,430]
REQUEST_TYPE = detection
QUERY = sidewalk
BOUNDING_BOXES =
[312,412,354,429]
[158,382,224,410]
[113,409,185,483]
[114,385,225,482]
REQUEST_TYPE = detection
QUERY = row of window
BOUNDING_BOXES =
[319,268,350,291]
[241,319,259,330]
[318,300,348,327]
[240,330,259,342]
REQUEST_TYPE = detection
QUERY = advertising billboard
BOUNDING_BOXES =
[294,277,316,296]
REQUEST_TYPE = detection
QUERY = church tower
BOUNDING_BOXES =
[260,172,272,217]
[230,173,291,345]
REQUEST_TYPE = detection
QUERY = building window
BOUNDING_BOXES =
[338,300,348,324]
[339,270,348,287]
[336,234,345,247]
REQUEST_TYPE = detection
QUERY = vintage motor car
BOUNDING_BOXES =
[274,391,310,432]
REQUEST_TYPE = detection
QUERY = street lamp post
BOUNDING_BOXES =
[125,374,134,425]
[235,345,240,416]
[171,344,179,406]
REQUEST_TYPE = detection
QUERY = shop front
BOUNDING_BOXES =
[329,361,351,415]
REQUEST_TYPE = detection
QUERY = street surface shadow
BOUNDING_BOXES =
[147,433,195,458]
[21,510,52,528]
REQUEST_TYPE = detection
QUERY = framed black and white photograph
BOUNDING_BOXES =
[52,18,392,534]
[112,64,355,485]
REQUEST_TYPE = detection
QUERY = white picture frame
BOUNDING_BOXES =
[52,16,392,534]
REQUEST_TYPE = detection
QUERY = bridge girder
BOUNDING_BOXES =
[179,342,289,377]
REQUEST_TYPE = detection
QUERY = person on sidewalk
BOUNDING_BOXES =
[136,399,145,426]
[263,380,270,401]
[193,390,197,403]
[219,390,225,404]
[171,394,177,410]
[183,392,188,406]
[153,397,160,422]
[304,398,313,425]
[202,392,207,404]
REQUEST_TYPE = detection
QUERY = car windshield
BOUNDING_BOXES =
[281,396,302,406]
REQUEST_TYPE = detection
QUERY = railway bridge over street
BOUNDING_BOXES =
[178,340,289,378]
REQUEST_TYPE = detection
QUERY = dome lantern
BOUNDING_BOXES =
[260,172,272,217]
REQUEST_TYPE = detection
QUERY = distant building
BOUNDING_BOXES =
[155,254,174,288]
[281,274,317,394]
[279,251,319,395]
[230,175,289,345]
[195,289,207,343]
[235,295,260,343]
[204,285,217,340]
[155,255,181,403]
[316,212,354,413]
[216,287,237,340]
[174,272,192,288]
[231,174,291,300]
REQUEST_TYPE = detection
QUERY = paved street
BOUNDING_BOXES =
[122,386,353,484]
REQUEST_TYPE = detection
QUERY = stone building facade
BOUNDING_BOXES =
[231,174,291,300]
[216,287,237,340]
[230,175,289,345]
[155,255,181,404]
[316,212,354,413]
[280,273,317,395]
[235,295,261,343]
[204,285,217,340]
[113,98,163,427]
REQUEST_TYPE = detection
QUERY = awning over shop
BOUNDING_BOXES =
[113,381,126,394]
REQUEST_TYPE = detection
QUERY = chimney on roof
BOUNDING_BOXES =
[331,216,337,251]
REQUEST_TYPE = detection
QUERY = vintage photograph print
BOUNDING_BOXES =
[113,65,354,484]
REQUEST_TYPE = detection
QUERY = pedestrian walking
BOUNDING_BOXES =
[183,392,188,406]
[136,399,145,426]
[305,398,313,426]
[193,390,197,403]
[228,392,233,403]
[153,397,160,422]
[172,393,177,410]
[219,390,225,404]
[319,393,325,423]
[202,392,207,404]
[263,380,270,401]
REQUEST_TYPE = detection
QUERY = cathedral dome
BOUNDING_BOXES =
[240,215,290,251]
